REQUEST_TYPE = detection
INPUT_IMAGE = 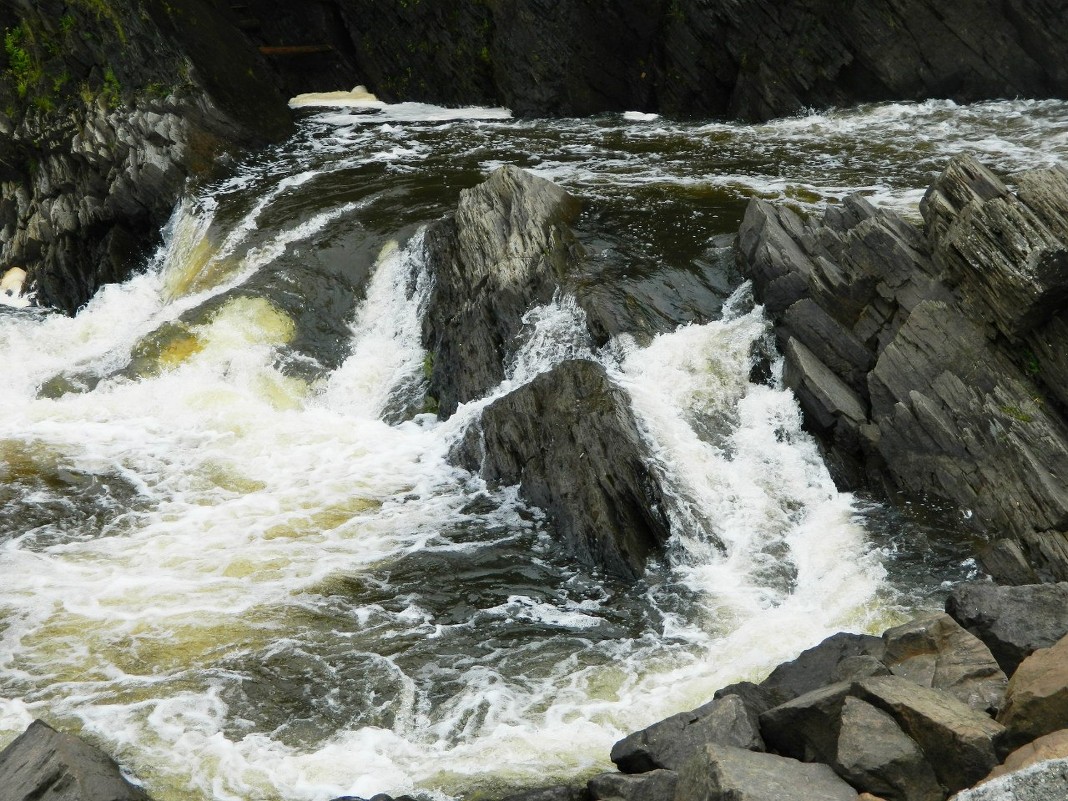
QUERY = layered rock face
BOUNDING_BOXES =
[0,0,290,312]
[737,154,1068,584]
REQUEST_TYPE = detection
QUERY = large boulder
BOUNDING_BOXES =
[674,742,857,801]
[455,358,672,579]
[945,582,1068,675]
[611,694,764,774]
[0,719,153,801]
[880,614,1007,714]
[587,769,678,801]
[736,155,1068,582]
[983,729,1068,784]
[951,758,1068,801]
[422,165,583,417]
[758,631,885,701]
[997,634,1068,749]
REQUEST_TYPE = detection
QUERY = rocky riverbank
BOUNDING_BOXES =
[8,581,1068,801]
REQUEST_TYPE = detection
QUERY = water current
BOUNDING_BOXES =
[2,98,1067,801]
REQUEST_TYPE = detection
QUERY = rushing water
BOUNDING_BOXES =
[2,98,1067,801]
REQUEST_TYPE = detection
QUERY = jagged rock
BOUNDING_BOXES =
[997,634,1068,750]
[983,729,1068,784]
[759,681,851,764]
[0,719,153,801]
[422,165,583,417]
[612,694,763,774]
[759,631,885,701]
[736,155,1068,582]
[945,582,1068,675]
[588,769,678,801]
[832,655,893,683]
[455,359,672,579]
[853,675,1003,793]
[951,758,1068,801]
[674,742,857,801]
[880,613,1007,714]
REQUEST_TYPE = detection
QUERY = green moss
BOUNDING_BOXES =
[1000,405,1034,424]
[4,22,40,99]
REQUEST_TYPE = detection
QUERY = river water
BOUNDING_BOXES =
[1,98,1066,801]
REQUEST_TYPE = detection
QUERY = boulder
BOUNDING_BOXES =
[422,165,583,417]
[455,359,672,580]
[497,786,591,801]
[759,682,852,764]
[588,769,678,801]
[945,582,1068,675]
[674,742,857,801]
[759,631,885,701]
[612,694,763,774]
[853,675,1003,793]
[880,614,1007,714]
[0,719,153,801]
[950,757,1068,801]
[997,634,1068,749]
[983,729,1068,783]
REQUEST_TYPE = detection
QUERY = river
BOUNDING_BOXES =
[1,98,1066,801]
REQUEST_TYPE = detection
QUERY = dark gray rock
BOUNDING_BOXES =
[674,742,857,801]
[588,769,677,801]
[422,165,583,418]
[0,719,153,801]
[880,613,1007,714]
[853,675,1003,794]
[758,681,851,764]
[759,631,885,701]
[946,582,1068,676]
[497,786,591,801]
[456,359,672,580]
[612,694,763,774]
[737,154,1068,583]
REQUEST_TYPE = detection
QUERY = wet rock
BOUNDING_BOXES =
[945,582,1068,676]
[880,613,1007,714]
[422,165,583,417]
[612,694,763,774]
[736,154,1068,582]
[759,631,885,701]
[853,675,1003,793]
[674,742,857,801]
[0,719,153,800]
[588,769,678,801]
[456,359,672,580]
[997,634,1068,750]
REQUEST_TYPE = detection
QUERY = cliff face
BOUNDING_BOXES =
[0,0,290,312]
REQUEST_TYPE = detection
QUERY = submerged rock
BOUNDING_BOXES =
[0,719,153,801]
[737,154,1068,583]
[455,359,672,580]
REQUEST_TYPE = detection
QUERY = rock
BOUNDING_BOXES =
[983,729,1068,783]
[832,655,893,683]
[759,631,885,701]
[674,742,857,801]
[945,582,1068,676]
[880,613,1007,714]
[997,634,1068,750]
[497,786,591,801]
[951,758,1068,801]
[456,359,672,580]
[422,166,583,417]
[588,769,678,801]
[736,154,1068,583]
[0,719,153,800]
[759,681,852,764]
[612,694,763,774]
[853,675,1003,793]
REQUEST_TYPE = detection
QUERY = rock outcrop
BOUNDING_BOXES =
[421,165,582,418]
[455,359,673,580]
[737,155,1068,584]
[0,0,291,312]
[0,719,153,801]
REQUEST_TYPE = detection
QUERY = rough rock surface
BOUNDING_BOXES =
[587,769,677,801]
[951,758,1068,801]
[759,631,885,701]
[455,359,672,580]
[997,634,1068,749]
[422,165,583,417]
[737,154,1068,583]
[945,582,1068,675]
[880,614,1007,714]
[612,694,763,773]
[0,0,291,313]
[675,742,858,801]
[0,719,152,801]
[983,729,1068,783]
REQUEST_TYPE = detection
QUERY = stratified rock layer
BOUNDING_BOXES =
[737,155,1068,583]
